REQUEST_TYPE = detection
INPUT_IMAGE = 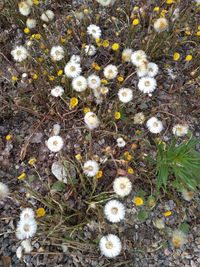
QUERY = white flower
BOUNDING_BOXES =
[0,182,9,199]
[122,48,133,62]
[181,189,195,201]
[40,10,55,22]
[138,77,157,94]
[26,0,33,6]
[18,1,31,16]
[113,177,132,197]
[136,62,148,77]
[83,160,99,177]
[116,138,126,148]
[172,124,188,137]
[172,230,187,248]
[72,76,87,92]
[85,45,96,56]
[50,46,64,61]
[99,234,122,258]
[20,208,35,221]
[96,0,116,6]
[21,239,33,253]
[84,112,100,130]
[26,18,36,29]
[87,24,102,39]
[118,88,133,103]
[104,200,125,223]
[146,117,163,134]
[87,74,101,90]
[52,124,61,135]
[70,55,81,64]
[64,61,82,78]
[154,18,169,33]
[133,112,145,124]
[100,86,109,95]
[16,246,23,259]
[47,136,64,152]
[103,64,118,80]
[16,218,37,240]
[147,62,159,77]
[51,86,64,97]
[153,218,165,229]
[11,46,29,62]
[131,50,147,67]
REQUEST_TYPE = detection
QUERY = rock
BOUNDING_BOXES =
[51,162,67,184]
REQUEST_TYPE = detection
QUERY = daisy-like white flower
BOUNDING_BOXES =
[50,46,64,61]
[122,48,133,62]
[70,55,81,64]
[87,24,102,39]
[103,64,118,80]
[21,239,33,253]
[84,112,100,130]
[172,230,187,248]
[136,62,148,77]
[85,45,96,56]
[172,124,188,137]
[99,234,122,258]
[72,76,87,92]
[47,136,64,152]
[113,177,132,197]
[40,10,55,22]
[116,137,126,148]
[154,18,169,33]
[64,61,82,79]
[87,74,101,90]
[51,86,64,97]
[181,189,195,201]
[20,208,35,221]
[11,46,29,62]
[133,112,145,125]
[18,1,31,16]
[118,88,133,103]
[147,62,159,77]
[138,77,157,94]
[83,160,99,177]
[26,18,36,29]
[96,0,116,6]
[104,200,125,223]
[0,182,9,199]
[16,218,37,240]
[146,117,163,134]
[131,50,147,67]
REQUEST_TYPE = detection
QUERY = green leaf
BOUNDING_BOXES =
[179,223,190,234]
[137,210,149,222]
[28,175,37,183]
[52,181,65,192]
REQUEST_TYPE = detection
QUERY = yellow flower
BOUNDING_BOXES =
[133,6,139,11]
[163,211,172,217]
[36,207,45,217]
[92,62,101,71]
[60,37,66,44]
[132,18,140,26]
[160,9,168,17]
[57,70,63,76]
[83,107,90,114]
[48,75,55,81]
[112,43,119,51]
[28,157,37,165]
[101,79,108,85]
[75,154,82,161]
[185,30,191,36]
[95,170,103,179]
[128,167,134,174]
[117,76,124,82]
[196,31,200,36]
[126,154,132,161]
[131,143,137,150]
[166,0,174,4]
[135,130,142,135]
[37,57,44,63]
[133,197,144,206]
[70,97,78,109]
[18,172,26,180]
[173,52,180,61]
[102,40,110,48]
[114,111,121,120]
[12,76,18,81]
[6,134,12,141]
[32,74,38,80]
[35,33,41,40]
[24,28,30,34]
[154,6,160,12]
[185,55,192,61]
[33,0,39,5]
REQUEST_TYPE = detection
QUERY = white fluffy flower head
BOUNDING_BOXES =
[146,117,163,134]
[84,112,100,130]
[72,76,87,92]
[172,124,188,137]
[138,77,157,94]
[113,177,132,197]
[104,200,125,223]
[154,18,169,33]
[0,182,9,199]
[96,0,116,6]
[85,45,96,56]
[20,208,35,221]
[99,234,122,258]
[147,62,159,77]
[19,1,31,16]
[83,160,99,177]
[47,136,64,152]
[11,46,29,62]
[21,239,33,253]
[50,46,64,61]
[104,65,118,80]
[64,61,82,78]
[51,86,64,97]
[172,230,187,248]
[122,48,133,62]
[116,137,126,148]
[26,18,36,29]
[87,24,102,39]
[16,218,37,240]
[131,50,147,67]
[118,88,133,103]
[134,112,145,125]
[70,55,81,64]
[87,74,101,90]
[40,10,54,22]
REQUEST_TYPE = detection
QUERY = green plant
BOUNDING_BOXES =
[156,138,200,191]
